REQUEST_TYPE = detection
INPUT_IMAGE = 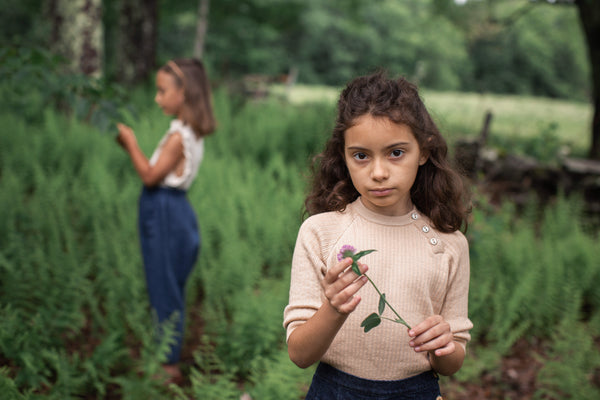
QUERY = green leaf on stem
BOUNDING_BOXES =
[378,293,386,315]
[351,261,361,276]
[360,313,381,333]
[350,249,375,276]
[353,249,376,260]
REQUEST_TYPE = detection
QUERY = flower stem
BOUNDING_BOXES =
[364,274,411,329]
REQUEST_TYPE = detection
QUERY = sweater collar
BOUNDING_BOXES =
[351,197,417,226]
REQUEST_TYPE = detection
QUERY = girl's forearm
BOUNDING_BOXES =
[287,303,348,369]
[124,143,156,186]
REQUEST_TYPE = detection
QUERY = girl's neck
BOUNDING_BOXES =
[354,198,416,226]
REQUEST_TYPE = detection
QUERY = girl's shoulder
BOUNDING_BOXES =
[168,119,196,138]
[427,220,469,256]
[295,207,359,262]
[298,207,357,242]
[300,207,354,231]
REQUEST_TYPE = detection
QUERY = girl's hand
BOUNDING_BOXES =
[322,257,369,315]
[287,257,369,368]
[408,315,455,357]
[116,123,137,149]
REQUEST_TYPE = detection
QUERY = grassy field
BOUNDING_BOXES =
[273,83,593,154]
[1,84,599,399]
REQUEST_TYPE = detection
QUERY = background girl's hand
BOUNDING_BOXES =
[408,315,455,357]
[322,258,368,315]
[116,123,137,149]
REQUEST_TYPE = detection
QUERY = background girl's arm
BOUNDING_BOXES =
[117,123,184,187]
[287,258,368,368]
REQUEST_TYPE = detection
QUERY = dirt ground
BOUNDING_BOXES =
[442,339,544,399]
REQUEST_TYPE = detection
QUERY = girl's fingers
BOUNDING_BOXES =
[408,315,453,353]
[324,261,367,299]
[432,341,456,357]
[410,331,453,352]
[336,293,361,314]
[326,275,369,314]
[325,258,367,285]
[324,258,352,283]
[409,315,442,337]
[322,258,369,314]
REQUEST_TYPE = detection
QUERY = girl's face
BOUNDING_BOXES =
[154,70,185,118]
[344,115,427,216]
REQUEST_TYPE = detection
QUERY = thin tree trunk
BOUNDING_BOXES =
[576,0,600,160]
[48,0,103,76]
[194,0,210,59]
[116,0,157,85]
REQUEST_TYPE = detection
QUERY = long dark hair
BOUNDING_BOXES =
[304,71,470,233]
[161,58,216,137]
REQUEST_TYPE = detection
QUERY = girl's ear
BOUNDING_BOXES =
[419,136,432,165]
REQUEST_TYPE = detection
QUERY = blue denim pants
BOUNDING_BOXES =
[305,363,441,400]
[138,186,200,364]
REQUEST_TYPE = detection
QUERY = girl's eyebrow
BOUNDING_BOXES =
[346,142,412,151]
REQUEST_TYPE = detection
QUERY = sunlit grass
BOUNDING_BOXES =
[422,90,592,151]
[272,83,593,154]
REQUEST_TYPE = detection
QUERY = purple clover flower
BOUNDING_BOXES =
[337,245,357,261]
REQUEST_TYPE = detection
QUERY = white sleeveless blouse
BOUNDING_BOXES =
[149,119,204,191]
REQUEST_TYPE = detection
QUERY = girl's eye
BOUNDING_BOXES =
[390,149,404,158]
[353,152,368,161]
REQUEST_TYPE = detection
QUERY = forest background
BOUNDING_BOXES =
[1,0,599,399]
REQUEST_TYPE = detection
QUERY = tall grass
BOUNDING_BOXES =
[274,83,593,156]
[0,87,598,399]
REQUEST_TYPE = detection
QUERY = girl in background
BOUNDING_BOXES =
[117,58,216,383]
[284,72,472,399]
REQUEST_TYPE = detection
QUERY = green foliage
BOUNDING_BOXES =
[0,0,590,101]
[0,107,166,397]
[171,339,242,400]
[0,0,48,45]
[534,319,600,399]
[0,44,137,132]
[248,351,315,400]
[153,0,588,100]
[211,279,289,378]
[468,194,600,352]
[1,73,599,398]
[462,1,588,100]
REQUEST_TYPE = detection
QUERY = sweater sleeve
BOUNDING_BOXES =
[441,232,473,350]
[282,217,330,342]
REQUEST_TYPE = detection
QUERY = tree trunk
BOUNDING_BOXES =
[48,0,103,76]
[576,0,600,160]
[115,0,157,85]
[194,0,210,59]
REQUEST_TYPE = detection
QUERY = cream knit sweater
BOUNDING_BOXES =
[283,198,473,380]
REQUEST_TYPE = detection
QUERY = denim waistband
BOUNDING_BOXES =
[314,362,439,395]
[141,185,187,196]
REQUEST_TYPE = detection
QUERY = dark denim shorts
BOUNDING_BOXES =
[305,362,441,400]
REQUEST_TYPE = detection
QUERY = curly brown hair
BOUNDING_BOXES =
[304,71,470,233]
[161,58,216,137]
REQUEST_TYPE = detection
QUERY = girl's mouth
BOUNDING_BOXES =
[370,188,392,196]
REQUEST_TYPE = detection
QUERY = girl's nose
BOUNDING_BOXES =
[371,158,389,181]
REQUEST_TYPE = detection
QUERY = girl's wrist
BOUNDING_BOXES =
[323,301,349,320]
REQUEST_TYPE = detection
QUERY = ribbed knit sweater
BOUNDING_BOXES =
[283,197,473,380]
